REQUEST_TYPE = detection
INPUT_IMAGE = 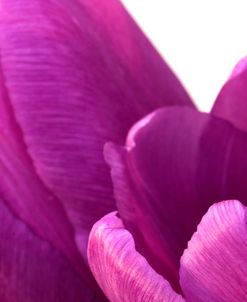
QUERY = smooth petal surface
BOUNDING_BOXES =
[87,211,184,302]
[0,0,194,260]
[105,107,247,291]
[212,57,247,131]
[0,197,97,302]
[180,200,247,302]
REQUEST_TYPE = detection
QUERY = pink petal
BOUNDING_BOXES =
[0,95,94,286]
[0,0,194,261]
[87,212,184,302]
[180,200,247,302]
[104,106,247,291]
[212,57,247,131]
[0,197,97,302]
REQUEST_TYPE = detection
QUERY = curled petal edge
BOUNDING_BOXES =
[87,211,184,302]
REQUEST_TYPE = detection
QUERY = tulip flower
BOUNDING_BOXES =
[0,0,194,301]
[86,21,247,302]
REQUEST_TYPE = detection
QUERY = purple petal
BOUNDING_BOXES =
[105,106,247,290]
[87,212,184,302]
[0,197,97,302]
[180,200,247,302]
[0,0,194,259]
[0,103,95,286]
[212,57,247,131]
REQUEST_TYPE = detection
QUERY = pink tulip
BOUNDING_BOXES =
[0,0,193,300]
[2,0,246,301]
[86,19,247,302]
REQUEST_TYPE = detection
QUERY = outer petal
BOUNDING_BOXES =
[180,200,247,302]
[0,80,94,286]
[0,197,97,302]
[105,107,247,291]
[0,0,194,260]
[0,133,102,285]
[212,57,247,131]
[87,211,184,302]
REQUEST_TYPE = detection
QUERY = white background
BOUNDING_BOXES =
[122,0,247,112]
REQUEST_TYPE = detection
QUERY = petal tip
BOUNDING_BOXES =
[180,199,247,302]
[229,56,247,79]
[88,211,185,302]
[126,110,157,150]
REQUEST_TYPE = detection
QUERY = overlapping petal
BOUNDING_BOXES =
[212,57,247,131]
[0,133,98,286]
[105,106,247,290]
[0,71,97,289]
[87,211,184,302]
[180,200,247,302]
[0,0,194,265]
[0,197,97,302]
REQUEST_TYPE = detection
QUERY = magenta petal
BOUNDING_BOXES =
[0,0,194,256]
[180,200,247,302]
[0,198,97,302]
[87,212,184,302]
[0,134,98,287]
[212,57,247,131]
[105,107,247,290]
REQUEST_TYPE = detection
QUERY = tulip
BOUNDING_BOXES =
[0,0,194,301]
[86,19,247,302]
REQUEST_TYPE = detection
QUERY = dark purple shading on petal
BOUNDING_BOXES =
[0,0,194,263]
[180,200,247,302]
[0,197,98,302]
[212,57,247,131]
[105,107,247,291]
[87,211,184,302]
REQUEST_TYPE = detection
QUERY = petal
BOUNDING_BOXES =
[180,200,247,302]
[104,107,247,290]
[0,0,194,259]
[87,212,184,302]
[0,81,95,286]
[212,57,247,131]
[0,197,97,302]
[0,134,107,291]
